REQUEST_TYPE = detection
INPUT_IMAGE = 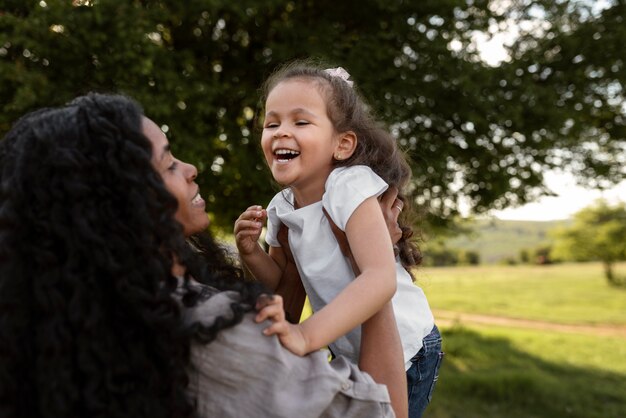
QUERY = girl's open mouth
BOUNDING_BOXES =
[274,149,300,162]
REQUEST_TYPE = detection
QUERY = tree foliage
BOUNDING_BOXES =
[552,200,626,285]
[1,0,624,230]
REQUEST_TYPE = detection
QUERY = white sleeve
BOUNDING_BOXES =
[264,190,292,248]
[322,166,388,230]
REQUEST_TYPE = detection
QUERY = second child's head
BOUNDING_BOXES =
[260,59,422,268]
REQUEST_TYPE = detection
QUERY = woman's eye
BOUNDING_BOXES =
[168,161,178,171]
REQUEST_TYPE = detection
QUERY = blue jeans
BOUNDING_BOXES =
[406,325,444,418]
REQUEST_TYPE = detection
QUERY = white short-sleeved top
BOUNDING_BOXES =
[266,165,434,370]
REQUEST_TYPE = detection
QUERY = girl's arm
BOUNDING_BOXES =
[234,205,285,290]
[261,196,397,355]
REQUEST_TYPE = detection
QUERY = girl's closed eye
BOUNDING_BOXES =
[264,122,279,129]
[295,120,310,126]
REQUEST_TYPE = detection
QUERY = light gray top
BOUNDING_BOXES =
[183,289,395,418]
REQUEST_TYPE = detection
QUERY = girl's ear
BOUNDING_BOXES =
[334,131,357,160]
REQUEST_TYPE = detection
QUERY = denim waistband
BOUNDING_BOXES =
[422,324,442,348]
[426,324,439,337]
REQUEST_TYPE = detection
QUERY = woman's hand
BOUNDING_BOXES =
[255,294,309,356]
[378,186,403,245]
[234,205,267,255]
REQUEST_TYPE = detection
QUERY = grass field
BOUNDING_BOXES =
[426,325,626,418]
[418,262,626,418]
[415,262,626,325]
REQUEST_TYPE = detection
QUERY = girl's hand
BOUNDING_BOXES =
[234,205,267,255]
[255,294,309,356]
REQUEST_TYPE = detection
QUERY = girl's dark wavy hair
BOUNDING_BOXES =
[0,93,263,417]
[261,59,422,272]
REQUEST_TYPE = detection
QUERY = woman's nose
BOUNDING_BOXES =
[185,162,198,181]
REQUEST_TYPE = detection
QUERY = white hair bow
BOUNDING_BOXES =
[324,67,354,87]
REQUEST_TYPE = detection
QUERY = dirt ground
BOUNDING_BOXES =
[433,309,626,338]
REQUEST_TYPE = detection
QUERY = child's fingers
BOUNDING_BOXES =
[254,295,292,338]
[255,294,285,323]
[250,207,268,224]
[248,205,265,220]
[244,204,263,213]
[236,205,265,222]
[263,320,290,337]
[255,302,285,323]
[234,219,263,235]
[255,293,275,310]
[234,205,264,232]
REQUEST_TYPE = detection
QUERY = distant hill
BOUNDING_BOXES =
[444,218,571,264]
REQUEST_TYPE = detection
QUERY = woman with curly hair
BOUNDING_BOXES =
[0,93,395,418]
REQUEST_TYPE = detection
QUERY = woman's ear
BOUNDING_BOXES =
[334,131,357,161]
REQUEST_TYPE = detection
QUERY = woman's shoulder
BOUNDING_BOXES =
[181,286,241,326]
[188,307,394,418]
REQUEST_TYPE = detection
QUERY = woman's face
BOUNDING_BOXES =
[142,117,209,236]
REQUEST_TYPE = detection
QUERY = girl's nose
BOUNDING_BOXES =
[272,128,290,139]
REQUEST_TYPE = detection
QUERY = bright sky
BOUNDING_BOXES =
[490,172,626,221]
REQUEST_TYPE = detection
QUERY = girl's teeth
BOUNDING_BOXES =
[274,149,300,160]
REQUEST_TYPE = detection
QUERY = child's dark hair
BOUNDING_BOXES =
[261,59,422,271]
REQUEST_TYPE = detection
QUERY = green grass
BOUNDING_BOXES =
[300,260,626,417]
[415,262,626,325]
[426,324,626,418]
[417,262,626,418]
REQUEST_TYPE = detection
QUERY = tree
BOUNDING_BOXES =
[422,241,459,267]
[458,249,480,266]
[1,0,624,231]
[552,200,626,286]
[519,249,530,264]
[532,245,554,265]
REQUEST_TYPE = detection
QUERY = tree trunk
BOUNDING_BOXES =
[603,261,616,286]
[603,261,626,287]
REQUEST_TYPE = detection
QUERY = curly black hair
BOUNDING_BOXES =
[0,93,264,418]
